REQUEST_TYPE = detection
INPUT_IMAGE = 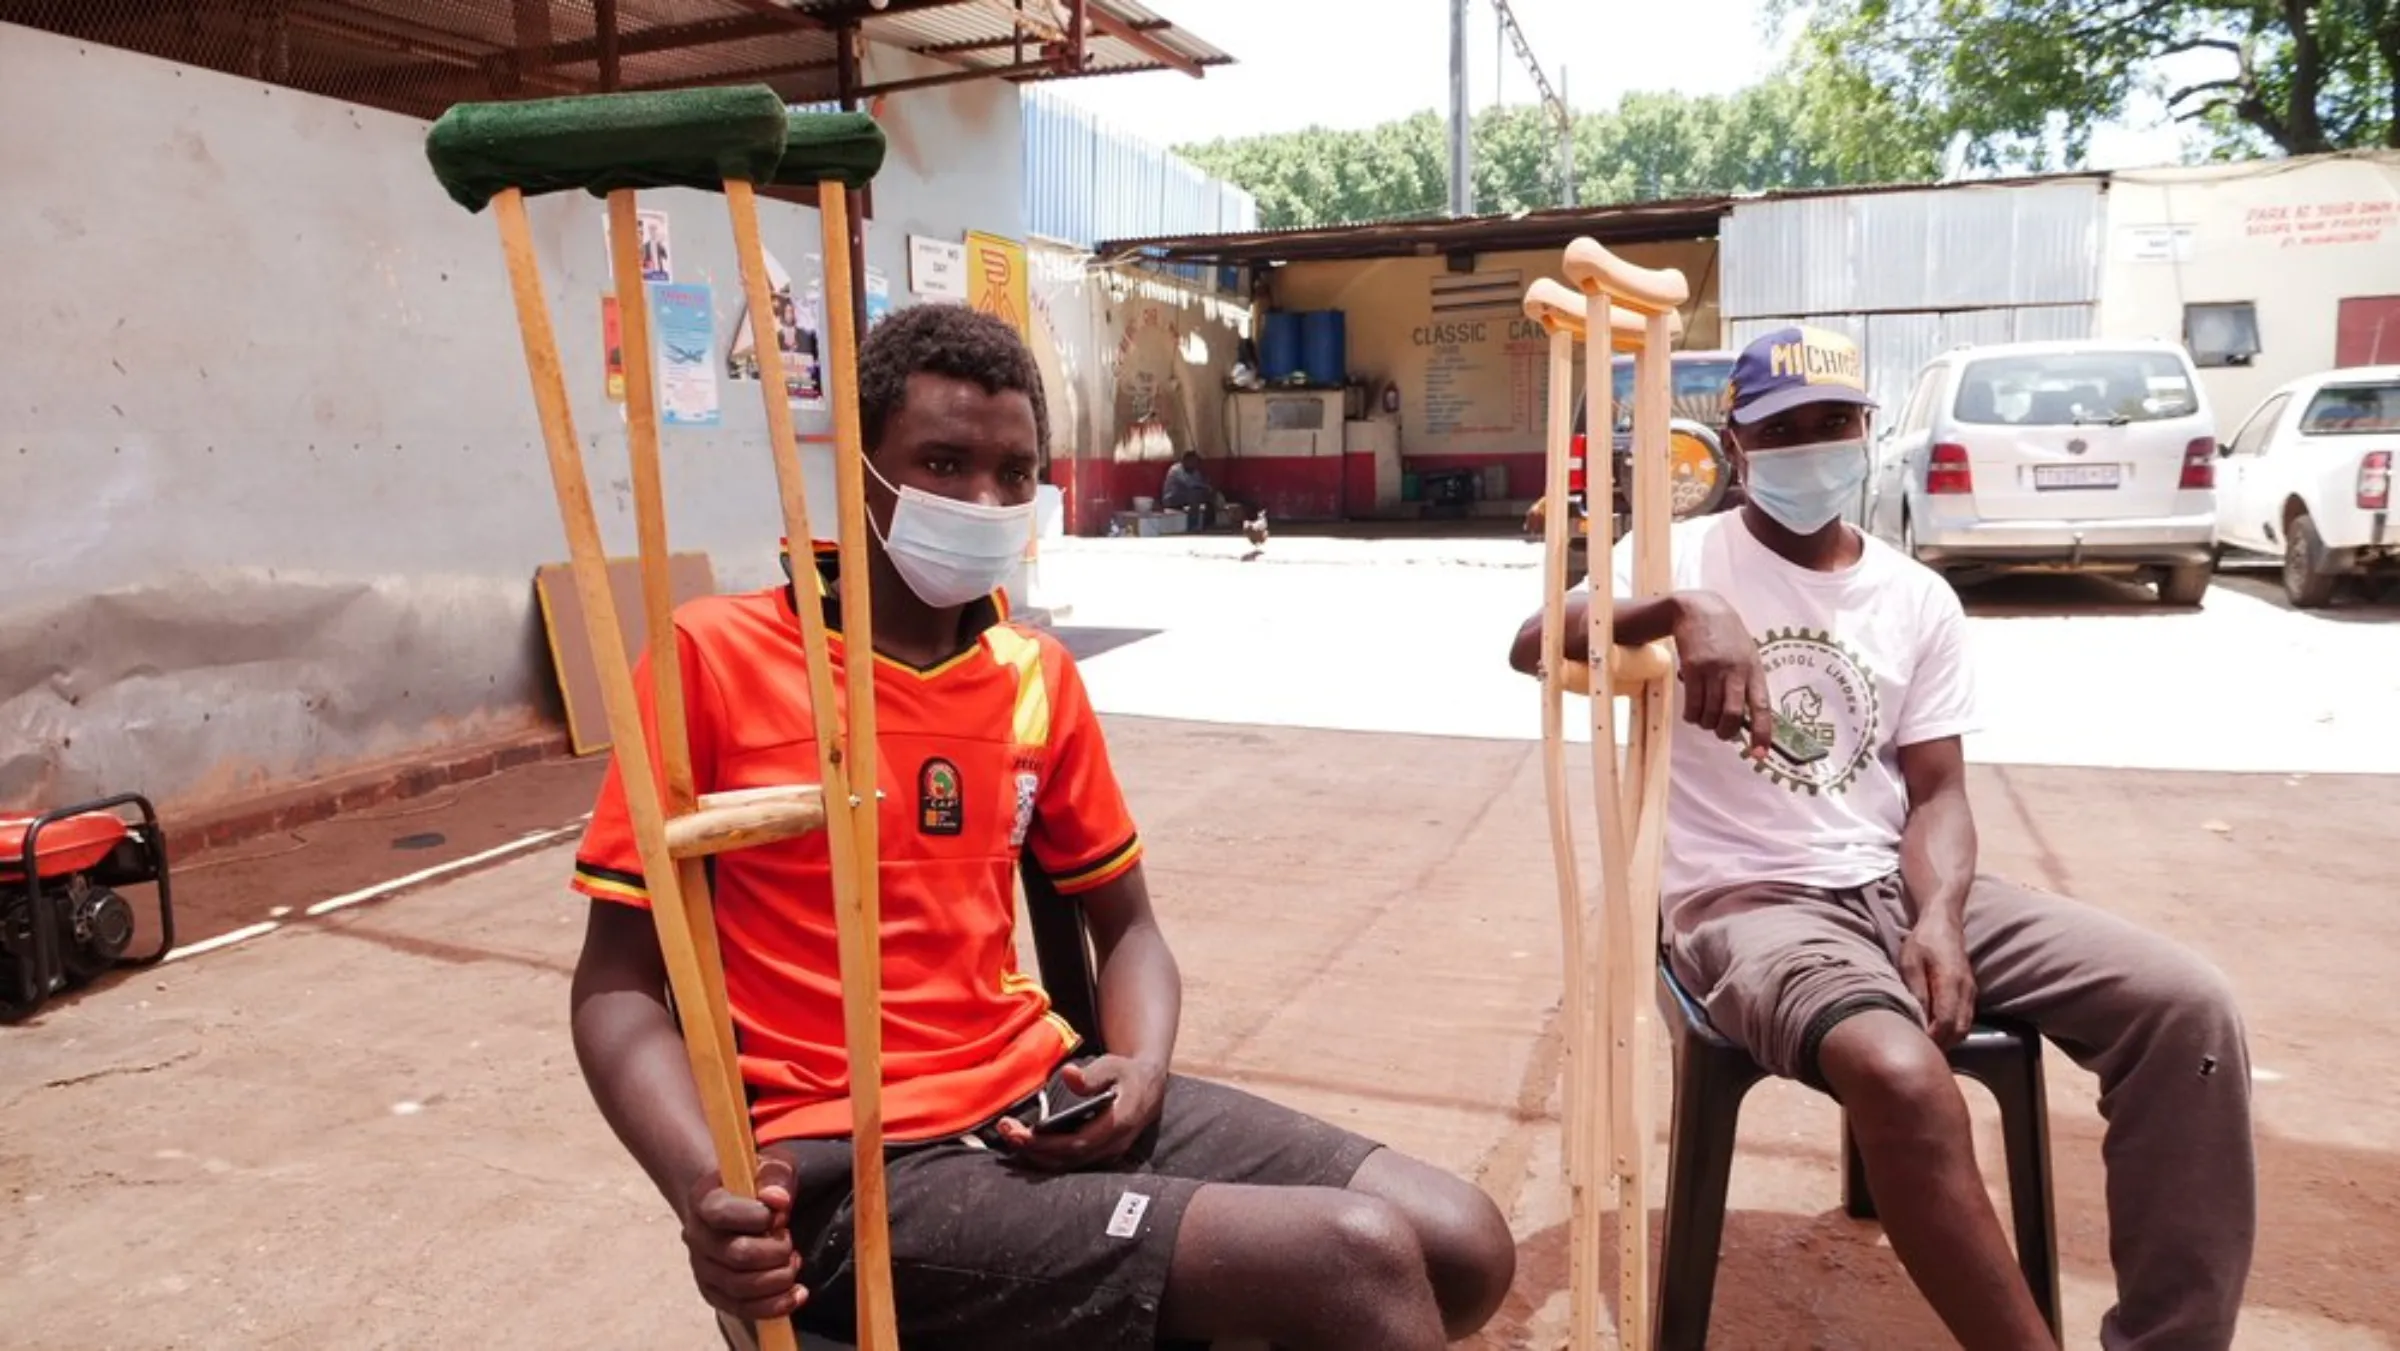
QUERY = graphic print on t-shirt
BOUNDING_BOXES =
[1752,627,1883,796]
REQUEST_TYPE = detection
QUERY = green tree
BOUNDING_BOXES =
[1177,59,1944,230]
[1786,0,2399,167]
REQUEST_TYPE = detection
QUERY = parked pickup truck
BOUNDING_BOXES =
[2212,365,2400,607]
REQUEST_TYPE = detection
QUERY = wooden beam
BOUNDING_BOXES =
[1087,1,1200,76]
[334,11,822,91]
[596,0,620,89]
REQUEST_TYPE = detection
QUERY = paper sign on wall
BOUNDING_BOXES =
[867,265,893,329]
[602,209,675,282]
[910,235,968,300]
[602,295,626,401]
[654,282,719,427]
[723,247,823,409]
[965,230,1030,340]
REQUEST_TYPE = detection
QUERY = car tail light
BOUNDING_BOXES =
[2362,450,2393,510]
[1568,433,1587,495]
[1927,443,1973,495]
[2180,437,2217,490]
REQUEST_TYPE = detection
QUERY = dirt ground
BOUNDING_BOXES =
[3,717,2395,1349]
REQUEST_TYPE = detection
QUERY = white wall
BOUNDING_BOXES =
[0,23,1022,816]
[2099,152,2400,424]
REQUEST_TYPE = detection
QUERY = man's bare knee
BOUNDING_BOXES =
[1164,1186,1445,1351]
[1818,1010,1969,1147]
[1314,1193,1428,1294]
[1350,1149,1515,1336]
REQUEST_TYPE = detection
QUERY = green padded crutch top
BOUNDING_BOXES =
[424,85,887,213]
[766,109,887,191]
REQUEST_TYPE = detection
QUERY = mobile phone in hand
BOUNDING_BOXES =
[1033,1085,1119,1135]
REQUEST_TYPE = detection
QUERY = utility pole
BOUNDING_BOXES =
[1560,65,1575,206]
[1448,0,1473,216]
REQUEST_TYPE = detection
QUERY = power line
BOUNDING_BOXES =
[1486,0,1577,204]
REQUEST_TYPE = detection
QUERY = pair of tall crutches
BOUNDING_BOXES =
[1527,239,1692,1351]
[425,88,900,1351]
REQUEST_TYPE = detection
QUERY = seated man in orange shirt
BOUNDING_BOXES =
[568,302,1514,1351]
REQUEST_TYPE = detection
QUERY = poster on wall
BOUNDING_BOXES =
[723,247,823,408]
[867,265,893,329]
[601,209,675,283]
[654,282,720,427]
[965,230,1030,339]
[602,295,626,402]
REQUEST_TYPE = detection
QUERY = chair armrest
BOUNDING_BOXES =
[1019,857,1106,1052]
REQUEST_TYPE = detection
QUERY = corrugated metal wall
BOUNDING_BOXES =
[1021,85,1255,289]
[1721,180,2107,412]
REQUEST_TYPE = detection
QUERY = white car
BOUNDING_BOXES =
[2212,366,2400,607]
[1863,339,2220,605]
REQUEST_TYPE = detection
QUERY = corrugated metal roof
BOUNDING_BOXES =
[1095,196,1736,265]
[5,0,1229,118]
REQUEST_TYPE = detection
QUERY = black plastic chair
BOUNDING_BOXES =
[1652,955,2062,1349]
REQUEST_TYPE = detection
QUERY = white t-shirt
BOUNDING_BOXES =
[1596,513,1979,907]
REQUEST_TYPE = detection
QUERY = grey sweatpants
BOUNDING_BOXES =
[1663,872,2256,1351]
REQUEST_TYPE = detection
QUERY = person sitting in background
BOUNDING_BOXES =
[1160,450,1220,531]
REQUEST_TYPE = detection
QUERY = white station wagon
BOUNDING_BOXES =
[2213,365,2400,607]
[1864,339,2221,605]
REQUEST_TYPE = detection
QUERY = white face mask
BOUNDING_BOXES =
[865,459,1036,608]
[1742,436,1871,535]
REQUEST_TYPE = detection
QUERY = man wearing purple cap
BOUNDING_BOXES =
[1509,326,2254,1350]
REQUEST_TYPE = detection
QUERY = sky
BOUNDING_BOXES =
[1046,0,2195,172]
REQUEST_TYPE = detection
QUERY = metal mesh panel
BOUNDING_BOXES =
[0,0,846,121]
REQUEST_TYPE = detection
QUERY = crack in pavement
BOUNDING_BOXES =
[40,1046,201,1092]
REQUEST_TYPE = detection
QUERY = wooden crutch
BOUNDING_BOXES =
[1526,239,1692,1350]
[424,88,891,1351]
[716,113,902,1351]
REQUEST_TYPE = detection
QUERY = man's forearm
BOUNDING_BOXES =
[1509,591,1689,674]
[572,987,723,1217]
[1899,789,1977,933]
[1093,919,1181,1072]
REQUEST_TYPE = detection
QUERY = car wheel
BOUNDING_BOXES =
[2282,511,2340,609]
[2157,561,2211,606]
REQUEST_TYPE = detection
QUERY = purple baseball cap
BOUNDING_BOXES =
[1725,325,1878,425]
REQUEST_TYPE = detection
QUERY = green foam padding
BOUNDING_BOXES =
[764,111,887,191]
[424,86,791,212]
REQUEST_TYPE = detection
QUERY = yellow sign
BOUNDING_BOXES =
[964,230,1030,339]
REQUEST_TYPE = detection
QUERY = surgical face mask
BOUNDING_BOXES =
[865,459,1036,608]
[1742,437,1870,535]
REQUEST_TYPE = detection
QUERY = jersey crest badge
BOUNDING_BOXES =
[918,758,964,836]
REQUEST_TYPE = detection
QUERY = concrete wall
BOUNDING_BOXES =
[1026,243,1251,533]
[0,23,1021,817]
[2099,153,2400,424]
[1267,242,1721,506]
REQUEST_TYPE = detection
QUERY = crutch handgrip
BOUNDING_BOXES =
[1522,278,1669,349]
[663,786,830,860]
[1555,640,1676,697]
[1563,239,1691,315]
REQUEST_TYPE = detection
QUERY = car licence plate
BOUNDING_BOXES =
[2032,463,2121,490]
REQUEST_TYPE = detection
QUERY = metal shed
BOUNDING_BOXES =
[1721,176,2110,419]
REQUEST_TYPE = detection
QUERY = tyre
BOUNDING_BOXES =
[2281,511,2340,609]
[2157,561,2211,606]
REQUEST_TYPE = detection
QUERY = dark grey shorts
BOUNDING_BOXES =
[765,1065,1383,1351]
